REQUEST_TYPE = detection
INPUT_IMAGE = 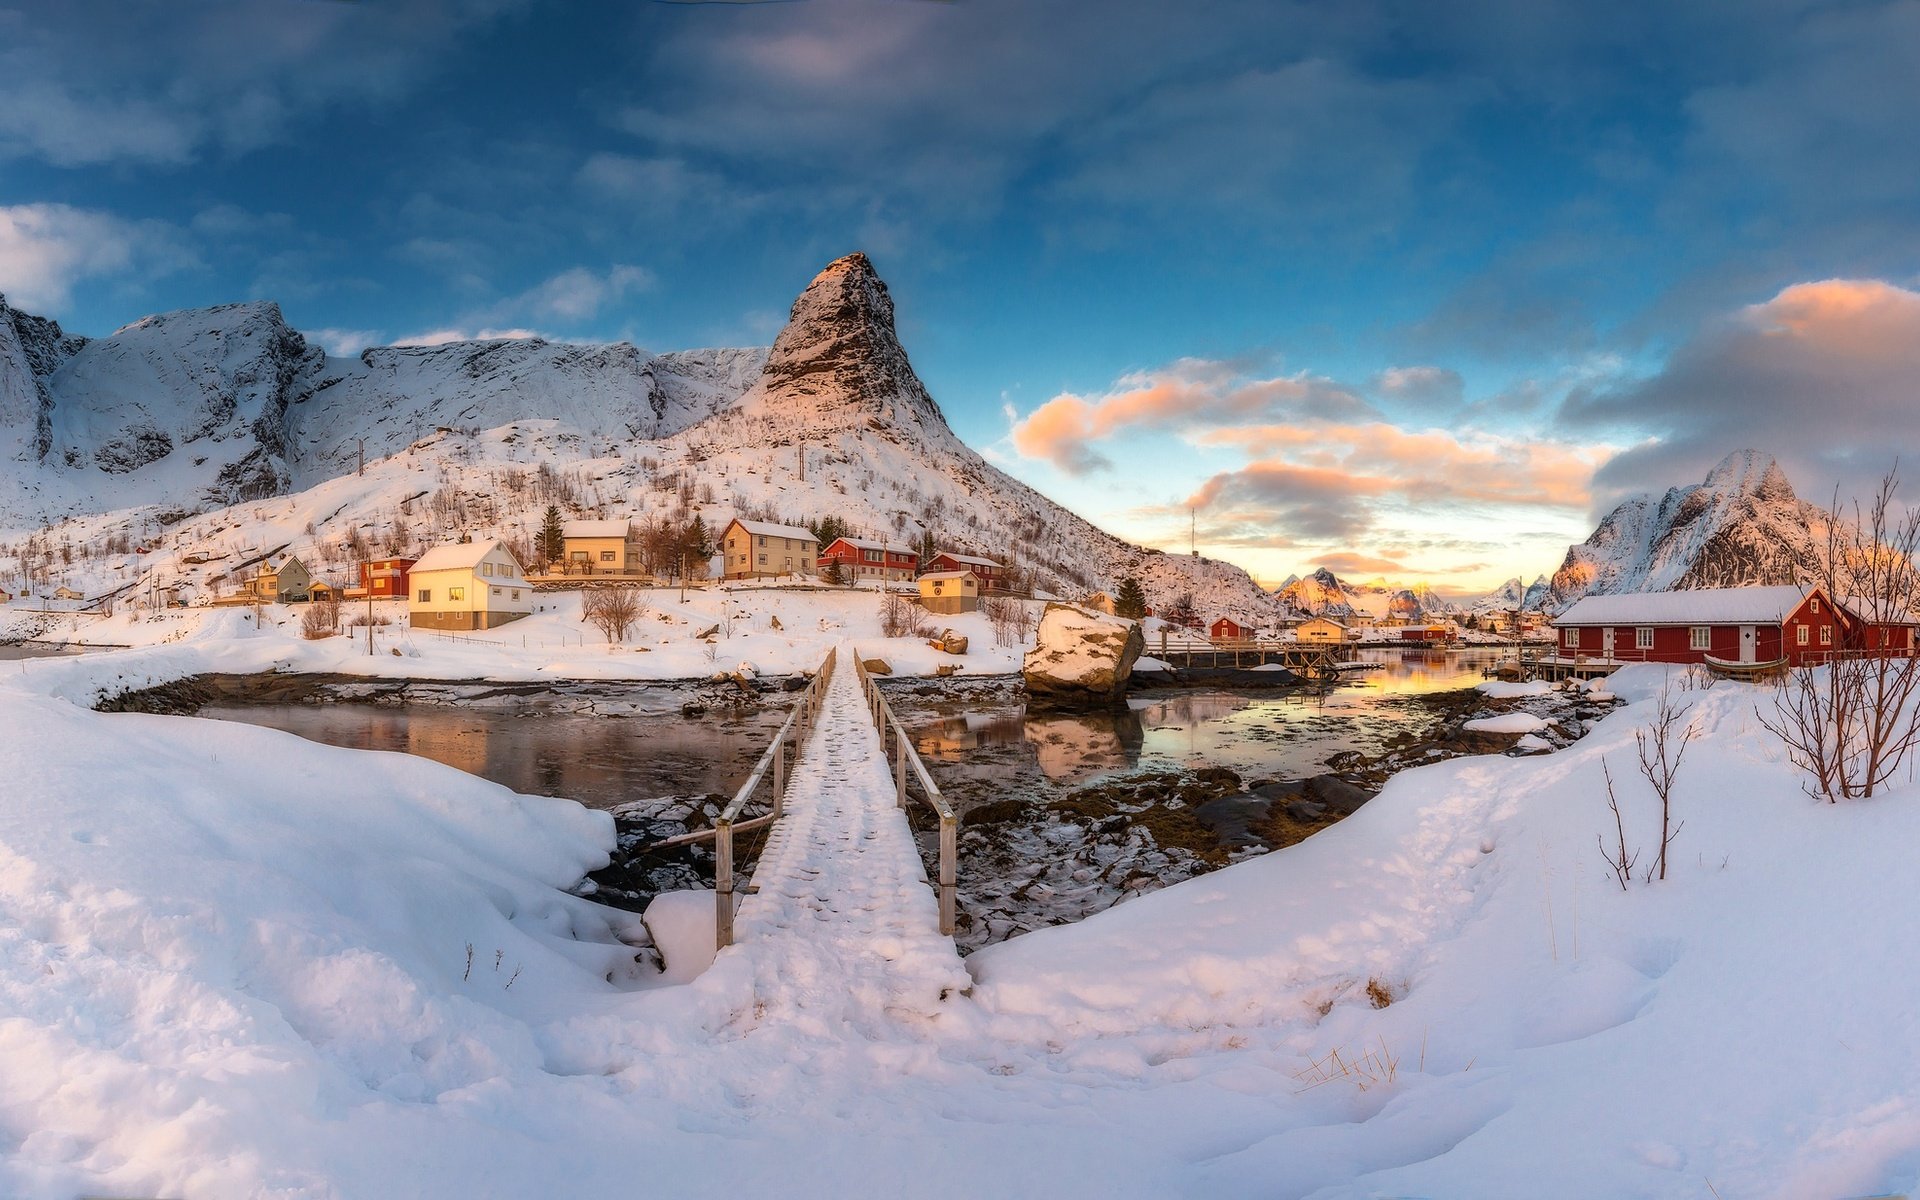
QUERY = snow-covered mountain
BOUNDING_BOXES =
[1547,449,1823,609]
[1464,575,1551,616]
[1272,567,1462,622]
[0,256,1285,617]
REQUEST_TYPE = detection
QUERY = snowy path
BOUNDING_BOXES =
[725,648,969,1024]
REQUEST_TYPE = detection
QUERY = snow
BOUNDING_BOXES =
[643,890,719,983]
[10,598,1920,1194]
[1463,711,1551,733]
[1556,584,1810,626]
[0,584,1036,707]
[1478,679,1554,698]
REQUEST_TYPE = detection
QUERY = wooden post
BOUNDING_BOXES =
[773,731,786,801]
[895,727,907,808]
[715,819,735,950]
[938,815,957,936]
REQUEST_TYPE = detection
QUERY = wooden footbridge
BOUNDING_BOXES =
[654,644,961,978]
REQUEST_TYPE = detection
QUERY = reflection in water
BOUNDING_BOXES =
[902,648,1514,795]
[198,701,789,811]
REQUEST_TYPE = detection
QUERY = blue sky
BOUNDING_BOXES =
[4,0,1920,592]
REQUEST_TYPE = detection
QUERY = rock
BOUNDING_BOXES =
[1304,773,1375,815]
[735,661,757,680]
[696,624,719,639]
[935,664,958,677]
[863,657,892,675]
[1021,603,1145,705]
[780,675,808,692]
[938,630,968,655]
[769,614,783,631]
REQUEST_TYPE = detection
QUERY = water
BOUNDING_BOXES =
[198,699,790,810]
[0,644,77,661]
[899,648,1511,800]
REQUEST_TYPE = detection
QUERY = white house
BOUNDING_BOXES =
[408,539,534,631]
[721,519,818,580]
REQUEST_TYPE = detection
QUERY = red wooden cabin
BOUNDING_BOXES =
[1209,617,1247,641]
[357,557,416,599]
[1551,585,1919,667]
[927,552,1005,592]
[821,537,918,582]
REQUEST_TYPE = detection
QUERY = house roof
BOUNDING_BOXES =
[828,536,915,555]
[728,518,816,542]
[1298,615,1351,629]
[935,551,1002,568]
[412,538,518,574]
[918,570,977,582]
[562,519,629,539]
[1555,585,1812,627]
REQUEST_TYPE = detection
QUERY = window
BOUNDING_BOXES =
[512,589,521,600]
[449,586,465,601]
[1797,625,1809,646]
[481,563,494,577]
[1820,625,1832,646]
[418,588,431,603]
[599,551,615,562]
[865,549,881,562]
[757,536,766,547]
[1811,597,1821,614]
[1636,627,1654,649]
[1690,626,1711,650]
[1563,628,1578,647]
[570,550,587,561]
[492,586,502,596]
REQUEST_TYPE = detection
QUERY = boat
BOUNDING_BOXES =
[1702,653,1789,678]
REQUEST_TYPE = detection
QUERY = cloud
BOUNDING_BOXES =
[308,328,384,357]
[1560,278,1920,510]
[515,264,654,322]
[391,327,548,348]
[0,203,191,313]
[0,1,519,166]
[1373,365,1464,407]
[1310,551,1410,576]
[1009,359,1373,474]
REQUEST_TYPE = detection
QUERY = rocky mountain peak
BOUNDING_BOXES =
[756,252,951,435]
[1702,448,1796,505]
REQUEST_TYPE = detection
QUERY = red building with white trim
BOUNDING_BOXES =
[820,537,918,582]
[1209,617,1247,642]
[1551,585,1918,667]
[927,552,1005,592]
[355,556,416,599]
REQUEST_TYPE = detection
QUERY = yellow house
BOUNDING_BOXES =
[721,519,817,580]
[409,539,534,630]
[560,520,636,575]
[1295,616,1353,643]
[918,570,980,614]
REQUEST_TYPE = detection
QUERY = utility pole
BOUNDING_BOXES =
[1190,507,1198,558]
[368,588,376,656]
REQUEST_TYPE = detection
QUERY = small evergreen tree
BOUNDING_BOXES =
[823,558,846,585]
[1114,577,1148,619]
[538,505,564,567]
[916,529,938,568]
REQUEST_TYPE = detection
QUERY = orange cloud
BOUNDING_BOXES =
[1009,359,1371,473]
[1742,278,1920,355]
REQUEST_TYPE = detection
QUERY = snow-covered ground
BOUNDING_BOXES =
[1,583,1029,707]
[5,642,1920,1195]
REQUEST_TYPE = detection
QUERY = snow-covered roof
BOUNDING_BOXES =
[829,536,915,555]
[1297,615,1350,629]
[562,520,629,539]
[728,519,816,542]
[935,552,1002,568]
[918,570,976,582]
[1554,585,1811,627]
[412,538,518,575]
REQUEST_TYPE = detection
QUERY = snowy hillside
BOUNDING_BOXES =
[1548,449,1824,610]
[0,258,1282,618]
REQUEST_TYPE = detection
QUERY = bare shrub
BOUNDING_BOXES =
[581,586,647,644]
[1636,681,1695,882]
[301,597,341,639]
[880,590,925,639]
[1760,465,1920,800]
[1596,758,1640,891]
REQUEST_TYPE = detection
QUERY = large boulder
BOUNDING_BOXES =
[1022,603,1145,705]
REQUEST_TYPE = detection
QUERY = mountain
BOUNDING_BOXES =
[0,256,1284,618]
[1468,575,1551,615]
[1274,566,1359,618]
[1547,449,1823,609]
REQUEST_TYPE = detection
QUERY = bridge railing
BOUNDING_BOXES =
[649,645,837,950]
[852,656,958,937]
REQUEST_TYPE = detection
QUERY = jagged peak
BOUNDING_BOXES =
[1702,448,1796,503]
[114,299,292,338]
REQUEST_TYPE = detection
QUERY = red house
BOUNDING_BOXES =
[821,536,918,582]
[1399,624,1454,644]
[1551,585,1918,668]
[356,556,416,599]
[927,552,1005,592]
[1209,617,1247,642]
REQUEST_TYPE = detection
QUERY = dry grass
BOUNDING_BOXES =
[1293,1037,1400,1094]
